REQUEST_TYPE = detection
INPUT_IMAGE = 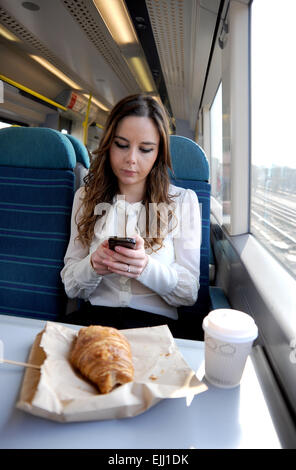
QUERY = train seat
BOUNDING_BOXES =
[62,134,91,314]
[64,134,90,189]
[0,127,76,321]
[169,135,230,338]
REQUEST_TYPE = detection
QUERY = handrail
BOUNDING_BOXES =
[0,74,68,111]
[0,74,104,136]
[83,93,92,145]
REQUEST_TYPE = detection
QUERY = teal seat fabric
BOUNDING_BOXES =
[0,127,76,320]
[64,134,90,168]
[169,135,211,338]
[0,127,76,168]
[169,135,209,181]
[64,134,90,190]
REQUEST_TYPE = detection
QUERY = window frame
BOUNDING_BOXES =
[209,81,223,224]
[206,0,296,431]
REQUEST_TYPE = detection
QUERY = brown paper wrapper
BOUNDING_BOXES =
[16,322,207,422]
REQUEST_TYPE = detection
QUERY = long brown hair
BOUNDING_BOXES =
[76,93,176,250]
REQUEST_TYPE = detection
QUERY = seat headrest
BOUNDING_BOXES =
[0,127,76,169]
[169,135,209,182]
[64,134,90,169]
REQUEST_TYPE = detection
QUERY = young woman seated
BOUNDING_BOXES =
[61,94,201,336]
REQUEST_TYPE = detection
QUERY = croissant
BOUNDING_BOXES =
[70,325,134,393]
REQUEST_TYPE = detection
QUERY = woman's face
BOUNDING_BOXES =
[109,115,160,197]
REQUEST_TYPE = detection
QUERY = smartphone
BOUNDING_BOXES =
[108,237,136,251]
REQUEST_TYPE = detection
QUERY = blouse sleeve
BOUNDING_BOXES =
[137,188,201,306]
[60,188,103,299]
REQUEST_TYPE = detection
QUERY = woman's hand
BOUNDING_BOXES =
[90,239,114,276]
[101,234,148,278]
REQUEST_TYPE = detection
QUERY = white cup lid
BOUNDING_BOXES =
[202,309,258,343]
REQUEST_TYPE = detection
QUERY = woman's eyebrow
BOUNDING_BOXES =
[114,135,157,145]
[114,135,129,142]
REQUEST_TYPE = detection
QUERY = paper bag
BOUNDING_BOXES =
[16,322,207,422]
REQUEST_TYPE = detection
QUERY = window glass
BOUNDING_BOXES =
[210,83,223,220]
[251,0,296,278]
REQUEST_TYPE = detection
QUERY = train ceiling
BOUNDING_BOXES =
[0,0,226,129]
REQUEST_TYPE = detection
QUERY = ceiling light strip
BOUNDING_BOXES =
[92,0,138,45]
[30,55,82,91]
[0,24,20,41]
[92,0,155,93]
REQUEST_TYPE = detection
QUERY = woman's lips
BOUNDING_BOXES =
[121,169,137,176]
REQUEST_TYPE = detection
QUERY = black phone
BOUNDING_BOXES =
[108,236,136,251]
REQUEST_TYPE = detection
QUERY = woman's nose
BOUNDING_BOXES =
[125,146,137,164]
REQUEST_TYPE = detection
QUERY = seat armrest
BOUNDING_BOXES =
[209,286,231,310]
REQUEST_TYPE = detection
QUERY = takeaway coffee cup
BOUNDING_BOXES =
[202,309,258,388]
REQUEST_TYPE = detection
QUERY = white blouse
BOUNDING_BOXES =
[60,184,201,320]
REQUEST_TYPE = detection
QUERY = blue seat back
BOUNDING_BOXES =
[64,134,90,169]
[0,127,76,320]
[169,135,211,329]
[64,134,90,189]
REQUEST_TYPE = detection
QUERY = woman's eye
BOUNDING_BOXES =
[114,141,128,149]
[115,141,128,149]
[114,141,153,153]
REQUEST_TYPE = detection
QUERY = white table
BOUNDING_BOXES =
[0,314,281,449]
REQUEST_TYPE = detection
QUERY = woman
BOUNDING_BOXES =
[61,94,201,335]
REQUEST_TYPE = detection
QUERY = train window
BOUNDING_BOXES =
[251,0,296,278]
[210,82,223,223]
